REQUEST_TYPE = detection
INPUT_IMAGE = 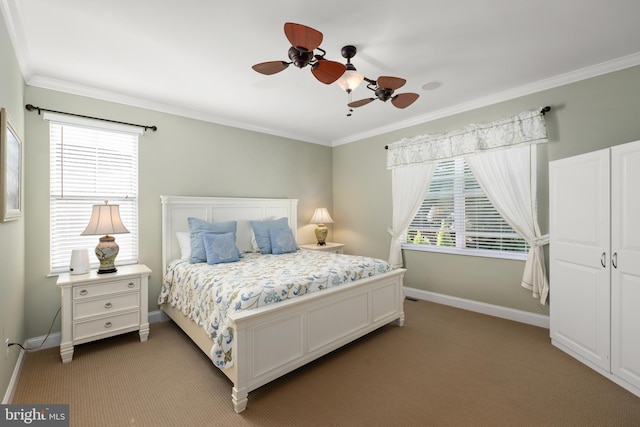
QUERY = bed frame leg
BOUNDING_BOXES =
[232,387,248,413]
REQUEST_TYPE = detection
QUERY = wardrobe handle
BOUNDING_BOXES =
[601,252,606,268]
[612,252,618,269]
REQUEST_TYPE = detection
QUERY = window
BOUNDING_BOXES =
[404,157,528,259]
[49,120,139,273]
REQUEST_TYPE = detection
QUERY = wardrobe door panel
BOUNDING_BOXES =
[549,149,610,370]
[611,140,640,389]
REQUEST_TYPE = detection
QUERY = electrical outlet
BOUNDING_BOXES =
[4,338,9,359]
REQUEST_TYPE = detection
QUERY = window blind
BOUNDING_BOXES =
[49,122,138,273]
[406,158,528,257]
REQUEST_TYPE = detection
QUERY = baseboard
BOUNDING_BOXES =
[403,287,550,329]
[3,310,166,403]
[2,347,26,404]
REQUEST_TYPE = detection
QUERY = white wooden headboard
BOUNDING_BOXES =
[160,195,299,273]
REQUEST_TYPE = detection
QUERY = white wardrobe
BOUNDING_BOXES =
[549,139,640,398]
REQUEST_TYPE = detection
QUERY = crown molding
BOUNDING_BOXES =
[331,52,640,147]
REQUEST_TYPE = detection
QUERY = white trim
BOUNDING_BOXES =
[404,287,549,329]
[333,53,640,147]
[402,244,528,261]
[22,310,165,351]
[1,310,166,403]
[1,347,25,404]
[28,53,639,148]
[26,75,332,147]
[0,0,32,82]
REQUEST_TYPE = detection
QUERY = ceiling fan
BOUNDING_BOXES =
[338,45,419,110]
[348,76,420,109]
[252,22,346,84]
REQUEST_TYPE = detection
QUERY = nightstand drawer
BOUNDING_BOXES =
[73,310,140,341]
[73,278,140,299]
[73,292,140,320]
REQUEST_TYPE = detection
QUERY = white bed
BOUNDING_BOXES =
[159,195,406,413]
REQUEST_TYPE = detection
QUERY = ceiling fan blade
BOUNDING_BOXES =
[311,60,346,84]
[252,61,289,75]
[284,22,323,51]
[391,93,420,109]
[348,98,375,108]
[377,76,406,90]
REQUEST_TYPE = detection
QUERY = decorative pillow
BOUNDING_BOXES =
[202,232,240,264]
[270,228,298,254]
[176,231,191,260]
[250,217,290,254]
[188,217,237,263]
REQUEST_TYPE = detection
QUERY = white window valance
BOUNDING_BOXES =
[386,109,548,169]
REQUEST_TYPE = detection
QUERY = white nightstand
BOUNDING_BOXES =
[56,264,151,363]
[299,242,345,254]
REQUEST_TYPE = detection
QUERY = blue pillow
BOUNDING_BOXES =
[203,232,240,264]
[270,228,298,254]
[188,217,237,263]
[250,217,290,254]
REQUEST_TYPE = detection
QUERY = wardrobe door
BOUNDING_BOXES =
[549,149,610,371]
[611,140,640,389]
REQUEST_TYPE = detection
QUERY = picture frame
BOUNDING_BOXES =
[1,107,23,222]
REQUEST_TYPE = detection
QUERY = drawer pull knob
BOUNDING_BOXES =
[128,282,135,288]
[104,302,112,309]
[105,322,112,328]
[79,289,88,296]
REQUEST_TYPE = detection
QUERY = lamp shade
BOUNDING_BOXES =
[309,208,334,225]
[81,203,130,236]
[336,69,365,93]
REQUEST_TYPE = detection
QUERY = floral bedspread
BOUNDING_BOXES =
[158,250,392,368]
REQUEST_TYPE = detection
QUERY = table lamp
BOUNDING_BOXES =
[309,208,334,246]
[81,201,130,274]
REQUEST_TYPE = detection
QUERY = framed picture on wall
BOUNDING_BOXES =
[1,107,23,222]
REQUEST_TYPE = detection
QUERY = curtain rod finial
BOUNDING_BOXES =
[541,106,551,115]
[25,104,41,114]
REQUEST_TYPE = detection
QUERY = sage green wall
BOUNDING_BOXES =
[333,66,640,316]
[0,16,26,400]
[23,86,333,339]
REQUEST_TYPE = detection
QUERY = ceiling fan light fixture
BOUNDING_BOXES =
[337,45,365,93]
[337,68,365,93]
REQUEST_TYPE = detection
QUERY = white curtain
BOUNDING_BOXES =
[465,145,549,304]
[388,163,436,268]
[386,108,549,303]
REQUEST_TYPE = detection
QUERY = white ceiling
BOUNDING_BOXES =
[3,0,640,146]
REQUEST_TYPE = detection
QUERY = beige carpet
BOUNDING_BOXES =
[12,300,640,426]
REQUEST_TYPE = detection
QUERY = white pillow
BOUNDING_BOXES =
[176,231,191,260]
[250,229,259,253]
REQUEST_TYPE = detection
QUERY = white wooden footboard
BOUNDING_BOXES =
[229,268,405,413]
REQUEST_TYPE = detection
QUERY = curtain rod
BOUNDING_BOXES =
[384,106,551,150]
[25,104,158,132]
